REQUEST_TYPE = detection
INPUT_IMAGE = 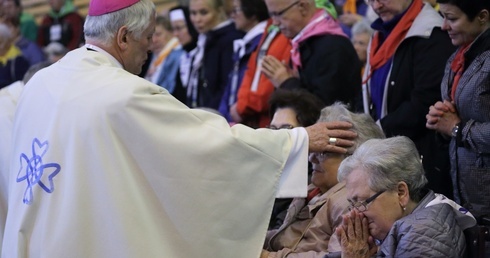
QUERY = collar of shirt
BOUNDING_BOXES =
[84,44,123,69]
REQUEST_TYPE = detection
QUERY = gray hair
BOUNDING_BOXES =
[0,23,13,48]
[84,0,155,45]
[351,19,374,37]
[338,136,428,202]
[318,102,385,154]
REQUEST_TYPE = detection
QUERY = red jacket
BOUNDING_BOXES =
[37,12,84,50]
[236,20,291,128]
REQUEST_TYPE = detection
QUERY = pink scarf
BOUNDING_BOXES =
[291,10,346,71]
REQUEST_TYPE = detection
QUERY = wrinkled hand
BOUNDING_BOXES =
[426,100,460,136]
[261,55,294,88]
[305,121,357,153]
[336,210,377,258]
[229,103,242,123]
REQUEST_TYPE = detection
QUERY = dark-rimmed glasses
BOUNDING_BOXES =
[348,190,385,212]
[268,1,300,18]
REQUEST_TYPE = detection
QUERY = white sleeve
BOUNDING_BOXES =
[275,127,308,198]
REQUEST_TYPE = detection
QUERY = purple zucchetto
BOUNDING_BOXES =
[88,0,140,16]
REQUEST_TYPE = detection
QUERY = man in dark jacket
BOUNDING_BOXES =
[262,0,361,110]
[362,0,455,197]
[37,0,84,50]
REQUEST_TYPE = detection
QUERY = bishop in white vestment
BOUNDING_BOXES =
[1,0,355,257]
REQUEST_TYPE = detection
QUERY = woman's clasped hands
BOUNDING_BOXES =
[336,210,378,258]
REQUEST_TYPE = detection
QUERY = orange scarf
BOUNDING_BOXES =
[365,0,423,83]
[343,0,357,14]
[450,44,471,100]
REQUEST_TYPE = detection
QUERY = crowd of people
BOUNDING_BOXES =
[0,0,74,88]
[0,0,489,257]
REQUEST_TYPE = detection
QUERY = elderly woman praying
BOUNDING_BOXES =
[329,136,477,258]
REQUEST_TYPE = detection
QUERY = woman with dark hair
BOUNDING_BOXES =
[268,89,325,130]
[219,0,269,121]
[426,0,490,253]
[169,6,199,104]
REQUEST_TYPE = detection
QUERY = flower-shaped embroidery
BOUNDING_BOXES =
[17,138,61,205]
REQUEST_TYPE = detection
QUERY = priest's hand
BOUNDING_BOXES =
[305,121,356,153]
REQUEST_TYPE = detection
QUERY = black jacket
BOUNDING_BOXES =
[281,34,362,110]
[197,22,244,109]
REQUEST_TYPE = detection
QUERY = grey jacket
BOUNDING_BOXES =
[441,28,490,219]
[325,190,476,258]
[377,191,474,257]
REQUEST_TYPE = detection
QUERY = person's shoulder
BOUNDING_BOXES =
[319,183,349,207]
[399,203,458,234]
[216,23,244,41]
[409,4,445,38]
[413,202,454,220]
[306,34,351,48]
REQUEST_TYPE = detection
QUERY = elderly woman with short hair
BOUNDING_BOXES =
[330,136,476,258]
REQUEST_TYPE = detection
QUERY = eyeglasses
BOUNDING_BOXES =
[348,190,385,212]
[268,1,300,18]
[267,124,294,130]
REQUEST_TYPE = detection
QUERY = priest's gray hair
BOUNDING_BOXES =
[338,136,428,202]
[318,102,385,155]
[84,0,155,45]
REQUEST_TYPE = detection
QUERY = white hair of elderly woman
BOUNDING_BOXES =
[338,136,428,202]
[318,102,385,154]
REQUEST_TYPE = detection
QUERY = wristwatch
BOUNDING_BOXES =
[451,123,461,138]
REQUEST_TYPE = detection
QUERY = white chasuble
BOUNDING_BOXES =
[0,80,24,255]
[2,47,308,258]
